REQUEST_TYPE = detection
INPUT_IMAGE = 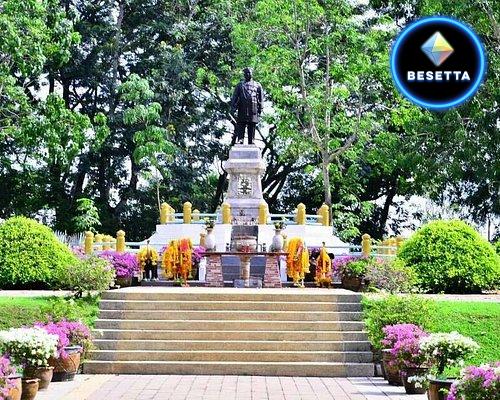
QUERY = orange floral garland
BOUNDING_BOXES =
[162,238,193,282]
[315,246,332,286]
[286,237,309,287]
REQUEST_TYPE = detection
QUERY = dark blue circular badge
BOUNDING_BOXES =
[390,16,486,110]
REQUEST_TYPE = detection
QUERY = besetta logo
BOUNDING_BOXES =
[390,17,486,110]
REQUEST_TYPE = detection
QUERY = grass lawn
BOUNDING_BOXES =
[432,300,500,368]
[0,295,100,330]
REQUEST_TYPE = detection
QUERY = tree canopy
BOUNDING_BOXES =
[0,0,498,241]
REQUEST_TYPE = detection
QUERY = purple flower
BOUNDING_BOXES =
[447,363,500,400]
[381,324,428,368]
[99,250,139,278]
[0,355,17,397]
[192,246,205,264]
[35,320,92,359]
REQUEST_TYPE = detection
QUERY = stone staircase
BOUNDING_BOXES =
[84,287,374,376]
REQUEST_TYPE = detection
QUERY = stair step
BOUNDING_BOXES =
[98,310,363,321]
[89,349,373,363]
[83,360,374,377]
[93,339,371,352]
[101,289,362,303]
[94,319,365,331]
[95,329,369,341]
[99,300,362,312]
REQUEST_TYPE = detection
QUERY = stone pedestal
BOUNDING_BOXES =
[264,255,282,288]
[205,255,223,287]
[223,144,267,219]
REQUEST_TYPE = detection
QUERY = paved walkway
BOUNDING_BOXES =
[37,375,427,400]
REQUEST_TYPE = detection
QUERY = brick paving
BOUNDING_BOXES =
[37,375,427,400]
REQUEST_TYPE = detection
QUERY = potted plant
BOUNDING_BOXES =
[36,320,92,382]
[0,327,58,392]
[447,362,500,400]
[1,355,22,400]
[338,257,371,291]
[380,324,427,386]
[204,218,216,251]
[420,332,479,400]
[389,325,429,394]
[99,250,139,287]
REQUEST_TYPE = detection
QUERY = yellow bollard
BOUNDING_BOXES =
[102,234,112,250]
[116,230,125,252]
[320,204,330,226]
[160,202,169,224]
[193,209,200,222]
[258,203,268,225]
[84,231,94,255]
[296,203,306,225]
[317,208,323,225]
[169,205,175,222]
[282,234,288,252]
[362,233,371,258]
[183,201,192,224]
[388,237,397,255]
[94,233,104,251]
[222,202,231,224]
[200,232,206,248]
[396,236,404,249]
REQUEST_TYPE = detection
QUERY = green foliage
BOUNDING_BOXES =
[397,220,500,293]
[0,217,78,289]
[57,256,115,298]
[72,198,101,233]
[362,294,436,350]
[342,258,371,278]
[0,296,100,330]
[494,240,500,256]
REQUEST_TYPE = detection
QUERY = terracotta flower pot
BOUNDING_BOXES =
[341,275,363,291]
[7,375,22,400]
[381,349,402,386]
[427,378,455,400]
[401,366,428,395]
[48,345,82,382]
[23,366,54,390]
[21,378,39,400]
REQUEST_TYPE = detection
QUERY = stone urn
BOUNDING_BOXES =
[7,375,22,400]
[205,228,216,251]
[381,349,402,386]
[271,229,284,251]
[232,235,257,284]
[48,346,82,382]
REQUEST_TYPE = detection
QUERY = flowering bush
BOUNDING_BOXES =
[71,246,86,259]
[56,255,115,297]
[35,320,92,359]
[447,363,500,400]
[364,259,417,293]
[332,254,359,274]
[99,250,139,278]
[381,324,428,368]
[420,332,479,376]
[192,246,205,265]
[0,328,58,368]
[0,355,17,399]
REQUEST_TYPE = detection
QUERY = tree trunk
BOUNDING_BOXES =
[321,152,332,208]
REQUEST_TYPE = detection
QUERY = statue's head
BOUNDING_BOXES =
[243,67,253,81]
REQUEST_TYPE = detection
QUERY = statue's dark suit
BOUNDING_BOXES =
[231,79,263,144]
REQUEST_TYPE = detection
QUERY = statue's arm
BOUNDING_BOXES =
[257,84,263,114]
[230,83,240,114]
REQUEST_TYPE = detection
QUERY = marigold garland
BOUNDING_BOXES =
[315,245,332,286]
[136,245,159,271]
[286,237,309,287]
[162,238,193,282]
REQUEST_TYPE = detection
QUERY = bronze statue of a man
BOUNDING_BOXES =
[230,67,263,145]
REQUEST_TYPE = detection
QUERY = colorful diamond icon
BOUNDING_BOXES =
[421,31,454,66]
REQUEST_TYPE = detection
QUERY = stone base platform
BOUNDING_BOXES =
[85,287,373,377]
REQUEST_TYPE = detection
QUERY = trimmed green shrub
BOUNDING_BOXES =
[57,255,115,298]
[362,294,436,350]
[397,220,500,293]
[0,216,78,289]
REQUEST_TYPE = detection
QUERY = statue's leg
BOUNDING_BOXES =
[248,123,256,144]
[235,122,245,144]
